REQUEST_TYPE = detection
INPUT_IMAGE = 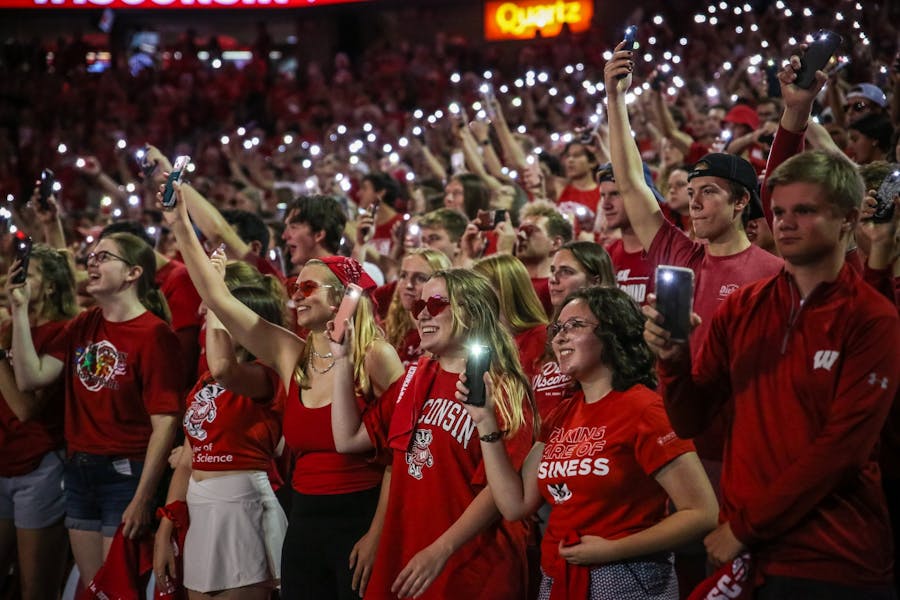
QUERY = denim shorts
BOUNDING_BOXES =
[0,450,65,529]
[63,453,144,537]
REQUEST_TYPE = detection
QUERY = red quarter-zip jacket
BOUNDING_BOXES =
[659,264,899,586]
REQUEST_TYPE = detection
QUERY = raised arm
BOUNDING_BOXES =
[205,308,275,400]
[179,183,252,259]
[652,89,694,156]
[6,265,64,391]
[489,97,528,173]
[160,183,302,390]
[605,44,666,251]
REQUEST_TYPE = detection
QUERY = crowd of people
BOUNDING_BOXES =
[1,0,900,599]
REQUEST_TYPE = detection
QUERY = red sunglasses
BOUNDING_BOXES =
[412,295,451,319]
[288,280,334,298]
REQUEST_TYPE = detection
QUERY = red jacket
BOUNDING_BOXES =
[659,264,899,587]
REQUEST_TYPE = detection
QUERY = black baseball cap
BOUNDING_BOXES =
[688,153,764,220]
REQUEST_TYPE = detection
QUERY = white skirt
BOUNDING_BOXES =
[184,471,288,593]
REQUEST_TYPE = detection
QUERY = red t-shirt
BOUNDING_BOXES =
[648,220,784,360]
[538,386,694,580]
[252,251,287,283]
[531,359,574,421]
[557,184,600,215]
[155,260,202,333]
[606,238,654,305]
[515,325,547,383]
[282,378,384,495]
[531,277,553,318]
[366,362,531,600]
[46,308,185,459]
[184,366,284,472]
[0,320,67,476]
[371,213,404,257]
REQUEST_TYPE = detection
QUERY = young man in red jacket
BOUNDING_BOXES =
[643,126,900,600]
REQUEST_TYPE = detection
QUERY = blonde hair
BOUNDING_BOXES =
[384,249,451,349]
[434,269,536,436]
[224,261,289,325]
[472,254,547,333]
[294,260,384,401]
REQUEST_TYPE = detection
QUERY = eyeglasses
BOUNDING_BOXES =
[412,295,451,319]
[86,250,132,266]
[844,101,869,113]
[547,317,599,340]
[288,280,334,298]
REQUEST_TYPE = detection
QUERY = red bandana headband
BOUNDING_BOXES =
[319,256,378,296]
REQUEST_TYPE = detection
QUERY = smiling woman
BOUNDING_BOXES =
[461,286,718,599]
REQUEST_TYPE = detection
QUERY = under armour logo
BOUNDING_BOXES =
[868,372,889,390]
[812,350,839,371]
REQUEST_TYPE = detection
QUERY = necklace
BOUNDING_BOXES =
[310,347,336,375]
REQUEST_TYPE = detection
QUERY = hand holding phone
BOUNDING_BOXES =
[12,232,33,285]
[161,155,191,209]
[871,170,900,224]
[138,145,157,180]
[331,283,363,344]
[463,343,492,407]
[617,26,638,80]
[794,30,842,90]
[654,266,694,343]
[38,168,56,211]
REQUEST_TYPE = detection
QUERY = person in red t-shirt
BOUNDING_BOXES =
[595,163,665,305]
[9,233,184,587]
[556,141,601,215]
[383,249,451,368]
[352,172,405,267]
[460,286,716,599]
[0,245,77,600]
[154,272,288,598]
[331,269,535,600]
[473,254,549,384]
[536,241,617,419]
[517,202,574,318]
[162,184,404,600]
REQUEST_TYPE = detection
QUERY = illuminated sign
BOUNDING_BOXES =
[3,0,366,7]
[484,0,593,41]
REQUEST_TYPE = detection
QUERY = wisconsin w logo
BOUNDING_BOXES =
[813,350,839,371]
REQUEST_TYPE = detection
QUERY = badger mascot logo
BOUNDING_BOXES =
[184,382,226,441]
[406,429,435,480]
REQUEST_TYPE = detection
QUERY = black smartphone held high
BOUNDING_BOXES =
[872,169,900,224]
[794,30,842,90]
[493,209,508,227]
[464,343,492,407]
[161,155,191,209]
[655,266,694,343]
[617,26,638,80]
[12,231,33,285]
[38,168,55,211]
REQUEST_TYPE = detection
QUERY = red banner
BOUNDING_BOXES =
[4,0,366,7]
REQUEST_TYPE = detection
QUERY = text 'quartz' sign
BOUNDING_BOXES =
[484,0,593,41]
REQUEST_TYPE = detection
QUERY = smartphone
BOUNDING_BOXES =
[794,30,842,89]
[872,169,900,224]
[480,82,497,120]
[331,283,363,344]
[12,231,33,285]
[654,266,694,343]
[493,209,508,227]
[450,151,465,173]
[406,222,422,247]
[38,168,55,211]
[617,26,638,80]
[138,145,157,180]
[161,155,191,209]
[464,343,492,407]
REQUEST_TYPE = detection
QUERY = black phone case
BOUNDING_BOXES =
[161,168,183,208]
[13,234,33,285]
[38,169,55,211]
[464,346,492,407]
[873,172,900,223]
[655,267,694,343]
[795,32,841,89]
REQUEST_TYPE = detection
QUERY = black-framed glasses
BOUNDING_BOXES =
[86,250,132,266]
[547,317,599,340]
[412,295,451,319]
